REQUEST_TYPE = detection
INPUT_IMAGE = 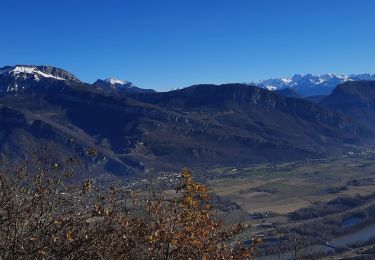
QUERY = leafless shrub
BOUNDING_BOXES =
[0,150,257,259]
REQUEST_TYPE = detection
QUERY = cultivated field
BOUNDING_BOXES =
[208,150,375,217]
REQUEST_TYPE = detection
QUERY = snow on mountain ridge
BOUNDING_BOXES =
[93,78,156,93]
[105,78,127,85]
[9,66,65,81]
[0,65,81,94]
[252,73,375,96]
[0,65,80,82]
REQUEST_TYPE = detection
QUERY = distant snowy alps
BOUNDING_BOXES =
[252,73,375,96]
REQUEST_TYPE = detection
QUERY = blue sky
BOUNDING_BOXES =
[1,0,374,91]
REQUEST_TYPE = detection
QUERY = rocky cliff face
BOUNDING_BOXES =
[36,66,80,82]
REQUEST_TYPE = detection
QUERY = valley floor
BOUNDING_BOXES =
[209,148,375,216]
[204,147,375,259]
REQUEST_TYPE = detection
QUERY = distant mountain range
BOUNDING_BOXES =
[2,65,373,97]
[252,73,375,96]
[0,64,374,178]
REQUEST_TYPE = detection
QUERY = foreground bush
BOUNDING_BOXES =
[0,155,256,259]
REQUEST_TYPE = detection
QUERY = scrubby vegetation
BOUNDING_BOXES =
[0,154,257,259]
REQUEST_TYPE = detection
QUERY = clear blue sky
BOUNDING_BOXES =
[1,0,374,91]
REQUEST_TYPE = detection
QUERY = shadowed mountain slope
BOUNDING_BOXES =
[0,67,373,177]
[321,81,375,129]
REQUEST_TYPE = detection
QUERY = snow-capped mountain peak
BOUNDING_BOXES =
[93,78,156,94]
[252,73,375,96]
[94,78,134,89]
[0,65,81,93]
[104,78,127,85]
